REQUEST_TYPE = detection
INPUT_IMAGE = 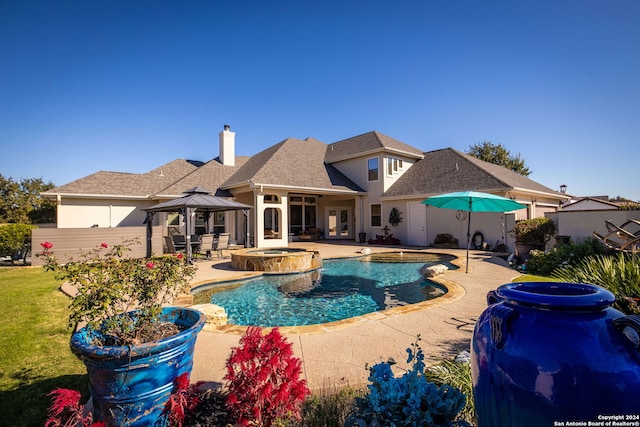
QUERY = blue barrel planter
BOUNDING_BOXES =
[471,282,640,427]
[71,307,206,427]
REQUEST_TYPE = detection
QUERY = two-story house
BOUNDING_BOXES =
[43,126,568,250]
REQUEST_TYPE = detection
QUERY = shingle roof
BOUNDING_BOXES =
[43,159,203,197]
[158,157,250,197]
[222,137,364,193]
[325,131,424,163]
[382,148,560,198]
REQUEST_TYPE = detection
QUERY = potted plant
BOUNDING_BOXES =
[510,217,556,259]
[40,238,205,427]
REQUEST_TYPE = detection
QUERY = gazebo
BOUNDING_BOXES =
[143,187,252,261]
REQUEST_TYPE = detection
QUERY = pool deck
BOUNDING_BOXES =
[187,241,520,391]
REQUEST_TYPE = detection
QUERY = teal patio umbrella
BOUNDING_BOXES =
[422,191,526,273]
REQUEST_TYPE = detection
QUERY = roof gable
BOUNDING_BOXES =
[325,131,423,163]
[382,148,560,198]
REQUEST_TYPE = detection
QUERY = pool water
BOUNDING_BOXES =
[193,253,455,327]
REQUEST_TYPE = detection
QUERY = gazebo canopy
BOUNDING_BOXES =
[143,186,252,213]
[143,187,252,260]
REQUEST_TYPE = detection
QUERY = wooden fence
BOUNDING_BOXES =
[31,226,163,266]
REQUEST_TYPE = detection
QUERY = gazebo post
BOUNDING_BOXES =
[185,207,192,263]
[144,211,155,258]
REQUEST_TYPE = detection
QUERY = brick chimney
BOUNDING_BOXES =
[219,124,235,166]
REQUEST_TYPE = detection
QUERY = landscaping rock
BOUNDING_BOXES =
[421,264,449,278]
[190,304,228,326]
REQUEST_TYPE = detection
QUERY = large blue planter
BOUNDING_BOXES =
[71,307,206,427]
[471,282,640,427]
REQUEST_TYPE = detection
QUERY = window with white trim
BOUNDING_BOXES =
[368,157,379,181]
[371,204,381,227]
[386,157,404,177]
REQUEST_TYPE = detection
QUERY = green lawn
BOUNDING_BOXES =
[0,267,88,427]
[513,274,560,283]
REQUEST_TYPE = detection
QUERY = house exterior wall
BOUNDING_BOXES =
[379,197,517,251]
[330,153,417,244]
[56,198,154,228]
[330,156,374,190]
[381,154,415,192]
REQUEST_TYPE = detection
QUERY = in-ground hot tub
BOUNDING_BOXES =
[231,247,322,273]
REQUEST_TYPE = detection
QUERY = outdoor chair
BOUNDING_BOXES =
[172,235,186,251]
[605,219,640,239]
[214,233,230,258]
[164,236,177,254]
[197,234,215,259]
[190,234,202,257]
[593,219,640,253]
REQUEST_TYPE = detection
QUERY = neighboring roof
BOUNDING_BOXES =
[562,197,621,210]
[325,131,424,163]
[382,148,564,199]
[222,137,365,193]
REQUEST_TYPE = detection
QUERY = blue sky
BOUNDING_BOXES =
[1,0,639,201]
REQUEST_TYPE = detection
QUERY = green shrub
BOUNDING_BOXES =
[526,237,606,276]
[510,217,556,245]
[297,383,363,427]
[552,253,640,314]
[427,358,475,425]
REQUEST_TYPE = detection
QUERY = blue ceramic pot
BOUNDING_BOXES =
[471,282,640,427]
[71,307,206,427]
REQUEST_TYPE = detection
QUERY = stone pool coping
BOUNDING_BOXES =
[188,241,521,390]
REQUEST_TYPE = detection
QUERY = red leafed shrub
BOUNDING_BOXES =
[44,388,104,427]
[224,326,310,426]
[164,373,202,427]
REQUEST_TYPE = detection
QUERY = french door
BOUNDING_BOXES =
[326,207,351,239]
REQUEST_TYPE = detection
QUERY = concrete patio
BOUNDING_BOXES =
[187,241,520,390]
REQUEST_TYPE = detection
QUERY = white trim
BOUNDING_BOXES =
[43,193,151,200]
[511,187,571,200]
[246,182,366,195]
[327,147,424,163]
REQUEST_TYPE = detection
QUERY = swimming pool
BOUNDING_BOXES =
[192,252,455,327]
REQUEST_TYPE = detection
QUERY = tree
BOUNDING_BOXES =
[466,141,531,176]
[0,174,56,224]
[0,223,36,264]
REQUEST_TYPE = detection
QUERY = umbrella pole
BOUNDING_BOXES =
[466,211,471,273]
